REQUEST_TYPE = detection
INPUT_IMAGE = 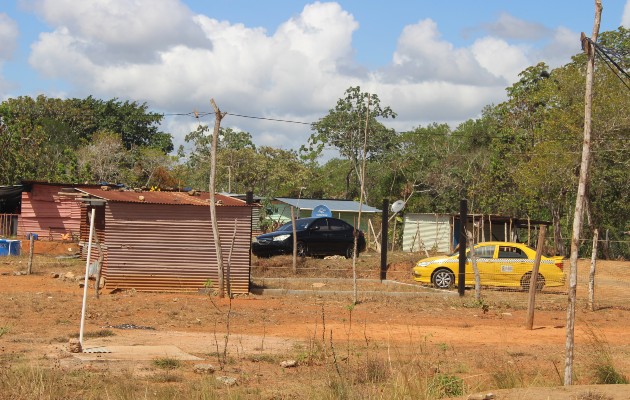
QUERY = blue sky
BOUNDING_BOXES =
[1,1,628,155]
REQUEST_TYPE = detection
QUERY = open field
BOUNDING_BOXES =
[1,247,629,399]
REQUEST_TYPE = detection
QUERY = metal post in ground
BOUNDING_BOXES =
[380,198,389,281]
[458,199,467,296]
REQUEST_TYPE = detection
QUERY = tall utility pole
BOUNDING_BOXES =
[352,94,370,305]
[210,99,227,298]
[564,0,602,386]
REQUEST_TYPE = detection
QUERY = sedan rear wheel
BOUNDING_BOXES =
[345,245,357,259]
[520,272,545,291]
[432,268,455,289]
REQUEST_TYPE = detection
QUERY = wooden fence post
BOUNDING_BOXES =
[291,207,297,274]
[588,229,599,311]
[526,225,546,330]
[27,235,35,274]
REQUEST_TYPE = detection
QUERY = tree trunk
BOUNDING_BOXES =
[468,234,481,301]
[565,0,602,386]
[210,99,226,298]
[352,95,371,305]
[552,208,564,256]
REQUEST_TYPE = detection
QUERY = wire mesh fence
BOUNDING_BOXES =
[251,253,629,310]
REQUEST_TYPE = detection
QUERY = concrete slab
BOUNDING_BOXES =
[75,345,203,361]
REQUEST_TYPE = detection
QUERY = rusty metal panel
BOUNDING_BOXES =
[18,184,82,240]
[77,189,246,207]
[101,203,251,293]
[79,204,106,263]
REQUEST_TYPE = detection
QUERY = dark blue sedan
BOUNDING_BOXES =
[251,217,366,258]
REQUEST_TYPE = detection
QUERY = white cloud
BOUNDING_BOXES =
[482,13,550,41]
[0,13,18,60]
[25,1,579,154]
[536,26,581,68]
[471,37,530,83]
[623,0,630,27]
[387,19,501,86]
[0,13,19,98]
[28,1,364,151]
[28,0,209,63]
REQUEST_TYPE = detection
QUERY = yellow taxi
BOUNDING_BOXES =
[412,241,565,290]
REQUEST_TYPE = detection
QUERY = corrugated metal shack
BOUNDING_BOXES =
[402,213,551,254]
[0,185,22,237]
[221,192,263,238]
[76,188,254,293]
[17,182,89,240]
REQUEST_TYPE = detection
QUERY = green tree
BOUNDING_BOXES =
[131,146,178,188]
[305,86,397,199]
[182,125,311,196]
[77,131,130,183]
[78,96,173,152]
[0,95,174,185]
[0,96,85,184]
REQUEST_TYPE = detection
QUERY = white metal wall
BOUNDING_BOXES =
[402,214,451,253]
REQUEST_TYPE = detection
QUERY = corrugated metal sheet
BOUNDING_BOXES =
[17,184,82,240]
[251,206,262,238]
[403,214,452,253]
[77,188,245,207]
[80,204,106,264]
[99,202,252,293]
[275,198,381,213]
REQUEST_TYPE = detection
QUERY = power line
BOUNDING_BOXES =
[586,38,630,90]
[225,112,311,125]
[161,109,630,143]
[162,110,311,125]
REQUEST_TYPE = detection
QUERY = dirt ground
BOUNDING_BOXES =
[1,245,629,399]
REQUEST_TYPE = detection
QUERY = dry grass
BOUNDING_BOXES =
[1,253,629,399]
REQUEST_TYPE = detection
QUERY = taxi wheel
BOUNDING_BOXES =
[432,268,455,289]
[520,272,545,291]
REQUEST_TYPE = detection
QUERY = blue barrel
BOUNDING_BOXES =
[0,240,21,256]
[26,233,38,240]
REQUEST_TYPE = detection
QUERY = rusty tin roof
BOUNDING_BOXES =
[76,188,248,207]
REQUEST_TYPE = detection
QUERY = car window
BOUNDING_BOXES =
[311,219,329,231]
[498,246,528,259]
[277,222,293,231]
[329,219,351,231]
[278,219,311,231]
[474,245,495,258]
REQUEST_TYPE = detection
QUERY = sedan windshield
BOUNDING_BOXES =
[277,219,313,232]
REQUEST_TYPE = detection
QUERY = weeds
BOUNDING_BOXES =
[152,357,181,370]
[0,364,226,399]
[583,324,629,384]
[83,329,116,339]
[428,374,464,398]
[0,326,9,337]
[248,353,279,363]
[354,357,389,384]
[576,390,613,400]
[490,359,524,389]
[151,372,183,383]
[591,364,628,385]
